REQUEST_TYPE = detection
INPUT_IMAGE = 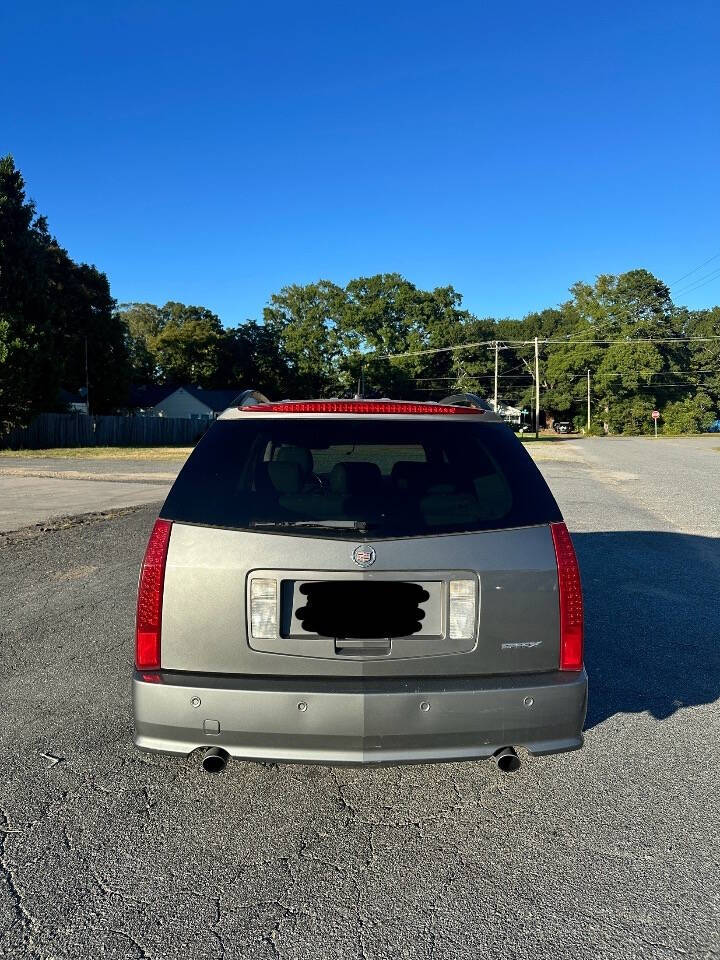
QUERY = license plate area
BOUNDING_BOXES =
[291,580,438,639]
[247,569,479,660]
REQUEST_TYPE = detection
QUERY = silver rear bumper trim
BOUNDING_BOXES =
[133,670,587,765]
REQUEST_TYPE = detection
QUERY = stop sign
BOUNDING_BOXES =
[652,410,660,420]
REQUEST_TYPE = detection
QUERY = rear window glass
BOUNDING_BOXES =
[161,418,561,538]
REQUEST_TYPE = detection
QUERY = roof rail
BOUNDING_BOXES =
[440,392,494,411]
[233,389,271,407]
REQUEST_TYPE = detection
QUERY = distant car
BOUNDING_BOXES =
[133,398,587,773]
[553,421,573,434]
[707,419,720,433]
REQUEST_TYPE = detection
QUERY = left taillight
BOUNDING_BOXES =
[135,519,172,670]
[551,521,584,671]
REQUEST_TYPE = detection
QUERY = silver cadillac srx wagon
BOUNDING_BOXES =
[133,397,587,773]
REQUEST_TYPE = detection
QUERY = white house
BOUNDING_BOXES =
[489,399,523,426]
[130,385,241,420]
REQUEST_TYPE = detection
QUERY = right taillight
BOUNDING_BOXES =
[550,522,584,671]
[135,518,172,670]
[249,578,278,639]
[448,579,477,640]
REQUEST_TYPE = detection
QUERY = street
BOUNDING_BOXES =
[0,457,182,533]
[0,438,718,959]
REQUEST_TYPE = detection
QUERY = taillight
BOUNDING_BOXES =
[249,578,278,639]
[238,400,482,415]
[551,522,584,671]
[448,579,477,640]
[135,519,172,670]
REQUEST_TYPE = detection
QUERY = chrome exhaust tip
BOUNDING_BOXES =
[201,747,230,773]
[493,746,521,773]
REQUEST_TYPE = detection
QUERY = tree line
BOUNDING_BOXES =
[2,154,719,435]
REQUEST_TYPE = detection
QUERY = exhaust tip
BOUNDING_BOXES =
[201,747,230,774]
[493,747,521,773]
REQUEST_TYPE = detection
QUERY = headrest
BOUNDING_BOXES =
[391,461,458,494]
[423,464,458,494]
[391,461,429,492]
[255,461,303,494]
[329,461,382,495]
[275,445,313,476]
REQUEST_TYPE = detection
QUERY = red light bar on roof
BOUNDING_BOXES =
[238,400,483,415]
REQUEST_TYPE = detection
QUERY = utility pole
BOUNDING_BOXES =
[534,336,540,438]
[586,369,591,433]
[84,336,90,416]
[493,340,499,413]
[356,361,365,399]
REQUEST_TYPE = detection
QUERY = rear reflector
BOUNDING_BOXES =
[239,400,482,415]
[135,519,172,670]
[550,522,584,671]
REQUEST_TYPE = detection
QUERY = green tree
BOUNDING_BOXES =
[662,393,716,434]
[340,276,475,398]
[0,316,8,366]
[47,253,129,413]
[0,155,55,428]
[150,303,223,385]
[116,302,164,382]
[543,270,685,432]
[118,301,224,386]
[216,321,292,398]
[606,395,658,434]
[569,269,676,337]
[263,281,346,396]
[0,155,129,427]
[543,333,602,420]
[683,307,720,408]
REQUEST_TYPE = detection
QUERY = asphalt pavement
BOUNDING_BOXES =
[0,458,184,533]
[0,438,718,959]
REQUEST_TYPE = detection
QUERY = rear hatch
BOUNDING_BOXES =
[157,408,564,678]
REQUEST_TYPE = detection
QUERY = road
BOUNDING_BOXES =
[0,438,718,959]
[0,458,182,533]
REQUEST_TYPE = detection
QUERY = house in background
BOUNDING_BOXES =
[129,385,241,420]
[444,393,523,426]
[489,399,522,426]
[59,387,89,415]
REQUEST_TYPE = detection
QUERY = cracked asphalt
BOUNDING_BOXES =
[0,438,718,959]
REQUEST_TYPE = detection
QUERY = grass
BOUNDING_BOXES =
[0,446,193,460]
[519,433,576,443]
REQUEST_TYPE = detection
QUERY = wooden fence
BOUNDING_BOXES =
[1,413,207,449]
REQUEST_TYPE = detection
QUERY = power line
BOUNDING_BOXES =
[412,375,534,381]
[382,338,499,359]
[415,379,708,387]
[380,335,720,360]
[669,252,720,286]
[673,266,720,298]
[541,336,720,344]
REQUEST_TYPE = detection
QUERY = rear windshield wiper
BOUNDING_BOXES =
[250,520,369,531]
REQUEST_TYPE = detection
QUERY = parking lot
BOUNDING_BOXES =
[1,437,718,959]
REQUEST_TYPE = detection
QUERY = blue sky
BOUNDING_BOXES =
[2,1,719,326]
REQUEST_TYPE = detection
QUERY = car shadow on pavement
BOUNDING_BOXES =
[574,531,720,729]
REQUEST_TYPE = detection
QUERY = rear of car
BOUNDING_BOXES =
[133,400,587,766]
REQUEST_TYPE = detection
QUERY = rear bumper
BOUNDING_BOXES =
[133,669,587,765]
